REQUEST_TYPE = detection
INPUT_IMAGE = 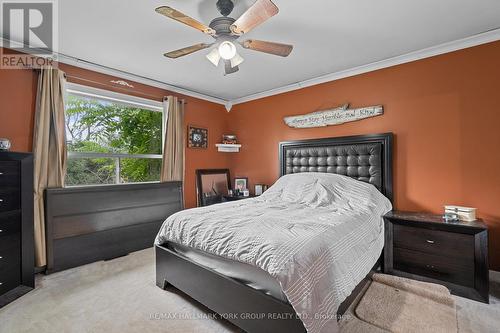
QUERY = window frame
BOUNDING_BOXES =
[65,82,165,187]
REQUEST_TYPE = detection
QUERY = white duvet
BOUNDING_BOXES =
[155,173,392,333]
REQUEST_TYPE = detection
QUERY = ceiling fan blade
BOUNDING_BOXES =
[241,40,293,57]
[156,6,215,35]
[164,43,212,59]
[224,60,239,75]
[230,0,279,35]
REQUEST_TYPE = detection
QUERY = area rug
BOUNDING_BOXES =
[352,273,458,333]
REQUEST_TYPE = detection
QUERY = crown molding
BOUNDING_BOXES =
[230,28,500,107]
[1,38,228,106]
[3,28,500,110]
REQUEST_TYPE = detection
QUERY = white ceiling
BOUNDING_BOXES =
[13,1,500,102]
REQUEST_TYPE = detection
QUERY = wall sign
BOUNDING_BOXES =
[284,104,384,128]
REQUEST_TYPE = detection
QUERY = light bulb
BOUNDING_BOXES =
[218,41,236,60]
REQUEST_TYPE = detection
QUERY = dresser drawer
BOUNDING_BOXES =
[0,266,21,295]
[0,230,21,295]
[0,232,21,272]
[0,210,21,235]
[393,224,474,260]
[394,247,474,287]
[0,161,20,188]
[0,188,20,213]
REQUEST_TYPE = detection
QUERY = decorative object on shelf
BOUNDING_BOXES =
[444,205,476,222]
[234,177,248,192]
[254,183,267,196]
[284,104,383,128]
[0,138,11,151]
[242,189,250,197]
[110,80,134,88]
[222,134,238,144]
[216,143,241,152]
[188,126,208,149]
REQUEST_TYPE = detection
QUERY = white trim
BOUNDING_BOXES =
[3,28,500,107]
[1,37,228,106]
[68,152,162,159]
[66,82,163,111]
[230,28,500,106]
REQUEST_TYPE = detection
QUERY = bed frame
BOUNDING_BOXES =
[155,133,393,333]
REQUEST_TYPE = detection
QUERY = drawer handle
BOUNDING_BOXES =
[426,265,435,269]
[426,240,435,244]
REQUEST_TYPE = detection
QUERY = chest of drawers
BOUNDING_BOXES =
[383,211,489,303]
[0,152,34,308]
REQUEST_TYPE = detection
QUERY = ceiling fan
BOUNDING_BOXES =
[155,0,293,75]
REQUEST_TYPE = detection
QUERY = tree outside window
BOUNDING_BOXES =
[65,92,163,186]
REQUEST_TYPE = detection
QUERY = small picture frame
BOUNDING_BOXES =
[234,177,248,192]
[255,184,265,196]
[188,125,208,149]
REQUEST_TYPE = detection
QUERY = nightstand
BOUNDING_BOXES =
[222,194,255,202]
[384,211,489,303]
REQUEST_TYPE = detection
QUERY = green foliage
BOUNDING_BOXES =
[65,94,162,186]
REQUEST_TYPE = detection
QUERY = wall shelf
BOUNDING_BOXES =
[216,144,241,153]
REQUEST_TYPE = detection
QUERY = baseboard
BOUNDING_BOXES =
[489,270,500,283]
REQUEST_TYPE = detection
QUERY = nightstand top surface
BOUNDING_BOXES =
[384,210,487,230]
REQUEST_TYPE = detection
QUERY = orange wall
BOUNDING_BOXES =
[0,57,229,208]
[227,41,500,270]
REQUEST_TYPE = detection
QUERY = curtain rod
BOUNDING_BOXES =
[32,69,187,104]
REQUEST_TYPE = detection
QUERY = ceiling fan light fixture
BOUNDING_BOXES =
[206,48,221,67]
[218,41,237,60]
[230,53,244,68]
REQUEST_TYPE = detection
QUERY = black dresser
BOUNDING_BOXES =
[384,211,489,303]
[0,152,34,308]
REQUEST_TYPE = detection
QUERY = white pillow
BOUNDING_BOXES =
[262,173,391,212]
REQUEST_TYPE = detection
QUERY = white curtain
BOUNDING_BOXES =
[33,68,67,267]
[160,96,185,182]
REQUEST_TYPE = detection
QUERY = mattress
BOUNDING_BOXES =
[168,241,288,302]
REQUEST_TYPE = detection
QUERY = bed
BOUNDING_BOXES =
[155,133,393,333]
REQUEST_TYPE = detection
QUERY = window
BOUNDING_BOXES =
[65,84,164,186]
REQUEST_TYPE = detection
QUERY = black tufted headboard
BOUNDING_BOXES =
[279,133,393,202]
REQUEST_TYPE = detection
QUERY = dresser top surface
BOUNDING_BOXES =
[385,210,487,230]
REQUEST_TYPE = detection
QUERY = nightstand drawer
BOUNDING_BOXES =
[393,224,474,260]
[394,247,474,287]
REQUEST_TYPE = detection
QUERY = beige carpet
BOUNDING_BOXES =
[354,273,457,333]
[1,248,499,333]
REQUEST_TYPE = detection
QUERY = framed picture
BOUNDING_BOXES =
[234,177,248,191]
[188,125,208,149]
[255,184,266,196]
